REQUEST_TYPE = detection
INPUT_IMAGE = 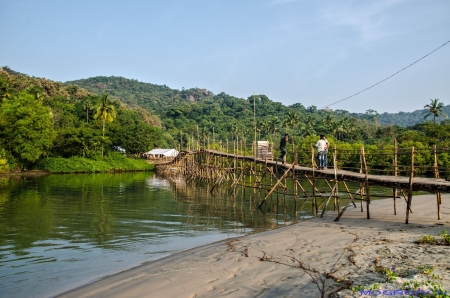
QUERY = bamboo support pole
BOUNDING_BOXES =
[321,184,338,217]
[406,147,415,224]
[333,145,339,211]
[359,149,364,212]
[334,181,362,221]
[258,164,295,208]
[295,180,311,201]
[362,147,371,219]
[159,138,449,224]
[393,139,398,215]
[434,145,442,220]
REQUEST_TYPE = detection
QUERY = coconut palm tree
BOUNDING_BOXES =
[26,85,45,102]
[0,78,12,101]
[323,114,334,134]
[340,117,354,141]
[82,98,94,123]
[94,94,117,156]
[423,98,447,124]
[267,116,279,142]
[94,94,116,135]
[330,120,341,140]
[256,119,265,140]
[282,111,301,135]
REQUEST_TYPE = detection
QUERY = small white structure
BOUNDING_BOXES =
[145,148,179,159]
[257,141,272,160]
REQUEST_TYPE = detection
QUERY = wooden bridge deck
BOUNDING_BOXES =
[201,149,450,192]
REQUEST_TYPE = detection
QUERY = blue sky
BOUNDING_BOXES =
[1,0,449,113]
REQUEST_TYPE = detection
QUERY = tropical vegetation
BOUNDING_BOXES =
[0,67,173,171]
[1,66,450,175]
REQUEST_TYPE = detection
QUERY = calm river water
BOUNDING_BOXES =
[0,172,403,297]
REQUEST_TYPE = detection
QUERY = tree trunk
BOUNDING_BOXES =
[102,120,105,157]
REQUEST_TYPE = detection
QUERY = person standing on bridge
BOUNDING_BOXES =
[279,134,288,164]
[315,134,329,170]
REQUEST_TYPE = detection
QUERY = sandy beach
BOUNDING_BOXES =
[58,194,450,298]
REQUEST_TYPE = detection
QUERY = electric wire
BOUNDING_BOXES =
[323,40,450,109]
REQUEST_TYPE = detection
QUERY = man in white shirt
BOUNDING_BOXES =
[315,135,329,170]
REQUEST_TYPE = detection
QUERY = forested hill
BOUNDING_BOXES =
[3,66,450,173]
[66,76,215,115]
[66,76,291,142]
[67,75,449,127]
[376,107,450,127]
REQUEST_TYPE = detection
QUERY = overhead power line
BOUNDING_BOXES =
[323,40,450,109]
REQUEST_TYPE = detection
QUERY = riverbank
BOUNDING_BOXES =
[58,194,450,298]
[0,153,154,175]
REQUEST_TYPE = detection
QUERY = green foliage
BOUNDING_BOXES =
[3,67,450,175]
[440,231,450,244]
[417,266,434,275]
[108,109,172,154]
[38,152,154,173]
[350,285,365,292]
[368,283,381,290]
[93,94,117,133]
[374,266,398,282]
[418,235,437,244]
[423,99,448,124]
[402,279,449,298]
[417,232,450,245]
[0,92,56,168]
[0,69,170,171]
[0,147,17,171]
[51,125,104,157]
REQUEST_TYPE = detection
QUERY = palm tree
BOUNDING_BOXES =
[26,85,45,102]
[423,98,447,124]
[282,111,301,134]
[256,119,265,140]
[340,117,354,141]
[323,114,334,134]
[94,94,117,135]
[296,122,307,139]
[82,98,93,123]
[94,94,117,156]
[267,116,279,142]
[261,120,270,137]
[0,79,12,101]
[330,120,341,140]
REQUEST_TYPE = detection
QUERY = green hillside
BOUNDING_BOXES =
[376,107,450,127]
[0,67,174,171]
[3,66,450,174]
[67,76,449,129]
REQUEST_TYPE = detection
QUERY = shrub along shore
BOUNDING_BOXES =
[36,153,154,173]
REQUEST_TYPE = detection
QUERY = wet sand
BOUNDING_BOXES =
[58,194,450,298]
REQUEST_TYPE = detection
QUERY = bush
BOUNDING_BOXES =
[38,152,154,173]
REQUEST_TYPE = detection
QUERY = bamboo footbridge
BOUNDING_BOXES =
[155,141,450,224]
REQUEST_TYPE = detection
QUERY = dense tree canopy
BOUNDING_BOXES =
[0,92,56,168]
[0,69,175,169]
[1,67,450,173]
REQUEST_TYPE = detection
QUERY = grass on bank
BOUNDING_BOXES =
[417,231,450,245]
[38,152,154,173]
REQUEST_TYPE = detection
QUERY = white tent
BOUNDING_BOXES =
[145,148,179,158]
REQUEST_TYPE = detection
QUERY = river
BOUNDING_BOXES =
[0,172,407,297]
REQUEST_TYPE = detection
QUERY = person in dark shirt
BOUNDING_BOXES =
[279,134,288,164]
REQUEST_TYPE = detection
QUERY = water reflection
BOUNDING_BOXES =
[0,172,294,297]
[0,172,420,297]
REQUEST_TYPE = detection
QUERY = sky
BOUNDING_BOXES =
[1,0,449,114]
